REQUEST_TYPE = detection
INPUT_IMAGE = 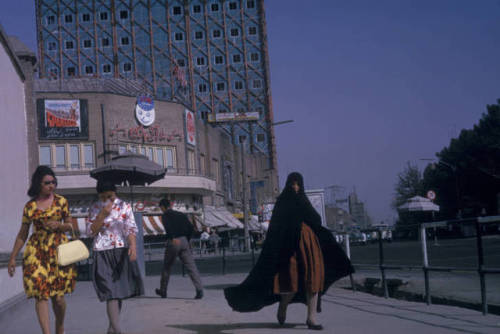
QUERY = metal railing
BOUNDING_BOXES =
[345,215,500,315]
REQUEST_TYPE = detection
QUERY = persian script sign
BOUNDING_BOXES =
[109,124,182,143]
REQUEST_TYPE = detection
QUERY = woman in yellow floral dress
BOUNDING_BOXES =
[8,166,77,334]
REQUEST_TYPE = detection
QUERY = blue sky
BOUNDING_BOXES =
[1,0,500,223]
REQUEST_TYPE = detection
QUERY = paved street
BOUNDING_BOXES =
[1,273,500,334]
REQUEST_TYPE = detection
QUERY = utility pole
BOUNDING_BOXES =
[240,135,250,252]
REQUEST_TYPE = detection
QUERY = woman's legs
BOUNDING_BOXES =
[306,292,319,323]
[35,299,51,334]
[51,296,66,334]
[106,299,122,334]
[277,292,295,324]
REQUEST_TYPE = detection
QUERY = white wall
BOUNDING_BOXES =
[0,39,29,252]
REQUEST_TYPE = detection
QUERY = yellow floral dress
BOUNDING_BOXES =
[22,194,76,300]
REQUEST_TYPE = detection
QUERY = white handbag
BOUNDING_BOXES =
[57,225,89,266]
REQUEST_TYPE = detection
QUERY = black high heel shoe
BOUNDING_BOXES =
[306,319,324,330]
[277,310,286,325]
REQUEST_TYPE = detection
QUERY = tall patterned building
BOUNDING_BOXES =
[35,0,277,170]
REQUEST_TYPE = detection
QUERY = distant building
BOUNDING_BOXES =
[348,190,371,229]
[324,185,349,212]
[325,206,356,232]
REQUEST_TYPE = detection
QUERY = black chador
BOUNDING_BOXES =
[224,172,354,312]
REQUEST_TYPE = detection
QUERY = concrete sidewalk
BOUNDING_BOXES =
[1,273,500,334]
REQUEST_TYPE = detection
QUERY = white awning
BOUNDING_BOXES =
[142,215,165,235]
[203,206,244,229]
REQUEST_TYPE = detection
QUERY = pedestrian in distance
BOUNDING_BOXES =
[86,180,144,334]
[155,198,203,299]
[224,172,354,330]
[8,165,77,334]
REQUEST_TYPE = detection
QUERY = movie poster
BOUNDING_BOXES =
[38,99,89,139]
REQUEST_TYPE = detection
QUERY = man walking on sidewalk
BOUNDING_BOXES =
[155,198,203,299]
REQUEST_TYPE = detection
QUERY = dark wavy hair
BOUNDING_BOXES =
[96,180,117,194]
[159,198,171,209]
[28,165,57,198]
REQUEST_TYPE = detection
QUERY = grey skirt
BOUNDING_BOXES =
[92,248,144,302]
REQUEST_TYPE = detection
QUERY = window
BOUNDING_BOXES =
[211,3,219,12]
[229,2,237,10]
[70,145,80,169]
[196,57,205,66]
[67,67,75,76]
[100,12,108,21]
[212,159,220,183]
[218,109,227,113]
[198,83,207,93]
[174,32,183,41]
[230,28,239,37]
[84,144,95,168]
[232,54,241,63]
[214,55,224,64]
[252,79,262,88]
[156,149,164,166]
[140,147,146,156]
[83,39,91,48]
[212,29,221,38]
[123,63,132,72]
[250,52,259,61]
[64,14,73,23]
[200,154,206,175]
[195,31,203,40]
[46,15,55,25]
[248,26,257,35]
[120,10,128,19]
[234,81,243,90]
[103,64,111,73]
[48,68,58,78]
[85,65,94,74]
[193,5,201,13]
[82,13,90,22]
[119,145,127,155]
[187,150,196,175]
[177,59,185,67]
[173,6,182,15]
[65,40,74,49]
[102,37,110,47]
[39,143,95,169]
[201,111,209,121]
[247,0,255,9]
[39,146,51,166]
[257,133,265,142]
[55,145,66,169]
[129,146,138,154]
[147,147,154,160]
[121,36,129,45]
[48,42,57,51]
[166,148,174,168]
[216,82,225,91]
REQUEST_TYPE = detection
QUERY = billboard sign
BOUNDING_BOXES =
[135,96,155,127]
[185,109,196,146]
[208,111,259,123]
[38,99,88,139]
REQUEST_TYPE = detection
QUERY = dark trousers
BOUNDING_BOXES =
[159,236,203,292]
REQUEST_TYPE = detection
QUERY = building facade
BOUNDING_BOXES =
[0,27,32,252]
[32,78,274,231]
[34,0,277,176]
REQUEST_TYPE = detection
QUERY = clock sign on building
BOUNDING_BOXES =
[135,96,155,127]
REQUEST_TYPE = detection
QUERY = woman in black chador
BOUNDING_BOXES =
[224,172,354,330]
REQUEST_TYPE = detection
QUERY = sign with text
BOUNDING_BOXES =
[38,99,88,139]
[185,109,196,146]
[208,111,260,123]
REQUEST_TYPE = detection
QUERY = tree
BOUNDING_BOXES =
[423,99,500,218]
[392,161,425,210]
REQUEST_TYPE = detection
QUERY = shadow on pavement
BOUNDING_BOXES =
[165,322,305,333]
[204,284,237,290]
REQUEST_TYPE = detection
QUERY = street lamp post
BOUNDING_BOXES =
[239,135,250,252]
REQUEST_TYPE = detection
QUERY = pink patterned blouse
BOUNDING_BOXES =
[86,198,138,251]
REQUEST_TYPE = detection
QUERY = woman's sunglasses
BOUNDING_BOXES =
[43,180,57,186]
